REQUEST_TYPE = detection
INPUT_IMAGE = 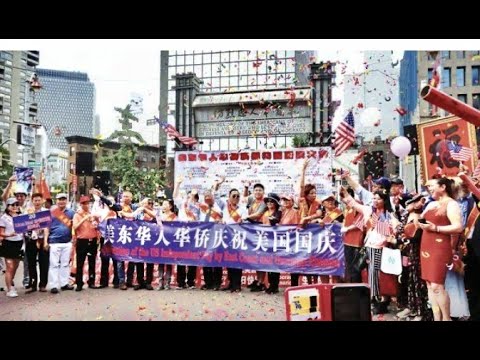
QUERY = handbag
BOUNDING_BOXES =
[380,247,402,275]
[352,247,368,273]
[449,254,465,276]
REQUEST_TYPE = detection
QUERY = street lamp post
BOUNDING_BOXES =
[1,138,17,148]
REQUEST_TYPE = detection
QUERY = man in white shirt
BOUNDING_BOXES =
[218,188,247,292]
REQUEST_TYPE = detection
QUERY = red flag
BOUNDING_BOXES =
[35,170,51,200]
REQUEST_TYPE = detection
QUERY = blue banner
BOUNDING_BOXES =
[13,210,52,233]
[103,219,345,275]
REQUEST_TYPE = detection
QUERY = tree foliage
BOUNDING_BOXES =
[292,134,311,148]
[0,146,14,188]
[103,104,147,145]
[98,144,164,201]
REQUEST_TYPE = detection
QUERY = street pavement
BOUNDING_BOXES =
[0,266,398,321]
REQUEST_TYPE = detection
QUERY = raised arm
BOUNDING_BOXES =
[339,186,371,219]
[298,158,309,197]
[89,188,121,212]
[242,180,251,198]
[341,169,362,192]
[1,175,16,202]
[213,175,225,192]
[172,175,183,200]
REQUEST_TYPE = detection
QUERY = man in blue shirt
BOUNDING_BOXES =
[45,193,75,294]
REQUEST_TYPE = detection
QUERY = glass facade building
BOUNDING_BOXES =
[399,50,418,129]
[36,69,95,150]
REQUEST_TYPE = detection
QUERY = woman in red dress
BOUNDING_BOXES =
[416,177,463,321]
[297,159,323,284]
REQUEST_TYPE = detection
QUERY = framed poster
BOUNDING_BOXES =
[417,115,477,181]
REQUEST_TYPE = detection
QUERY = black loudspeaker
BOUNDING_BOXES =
[403,124,420,156]
[76,152,94,176]
[93,170,112,196]
[331,284,371,321]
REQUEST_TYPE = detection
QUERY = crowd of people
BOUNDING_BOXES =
[1,158,480,321]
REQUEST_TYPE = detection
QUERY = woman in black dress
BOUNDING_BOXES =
[396,194,432,321]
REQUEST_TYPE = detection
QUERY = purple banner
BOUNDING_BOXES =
[104,219,345,275]
[14,167,34,194]
[13,210,52,233]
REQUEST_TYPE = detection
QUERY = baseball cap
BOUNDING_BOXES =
[281,194,294,201]
[6,197,18,206]
[374,177,391,189]
[79,195,90,204]
[264,193,280,206]
[390,178,404,185]
[321,194,336,203]
[405,192,429,206]
[56,193,68,200]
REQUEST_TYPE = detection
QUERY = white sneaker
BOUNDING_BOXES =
[6,289,18,298]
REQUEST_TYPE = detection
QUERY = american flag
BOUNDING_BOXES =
[333,111,355,157]
[353,212,365,230]
[448,141,473,162]
[155,117,198,146]
[372,212,393,236]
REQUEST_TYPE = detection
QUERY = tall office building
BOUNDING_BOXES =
[399,50,480,192]
[35,68,95,151]
[417,51,480,121]
[398,51,418,128]
[0,50,39,163]
[157,50,316,151]
[342,51,400,142]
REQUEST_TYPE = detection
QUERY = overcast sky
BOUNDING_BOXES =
[1,39,475,144]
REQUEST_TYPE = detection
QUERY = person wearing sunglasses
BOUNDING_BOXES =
[129,198,158,290]
[0,198,24,297]
[173,176,201,289]
[199,190,224,290]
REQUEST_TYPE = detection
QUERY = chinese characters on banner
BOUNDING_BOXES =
[13,210,52,233]
[102,219,345,276]
[418,115,477,180]
[175,147,333,199]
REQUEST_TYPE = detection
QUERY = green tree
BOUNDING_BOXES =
[292,134,311,148]
[0,146,14,189]
[103,104,147,145]
[51,182,67,195]
[98,144,164,201]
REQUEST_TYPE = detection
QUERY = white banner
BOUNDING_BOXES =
[174,147,333,199]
